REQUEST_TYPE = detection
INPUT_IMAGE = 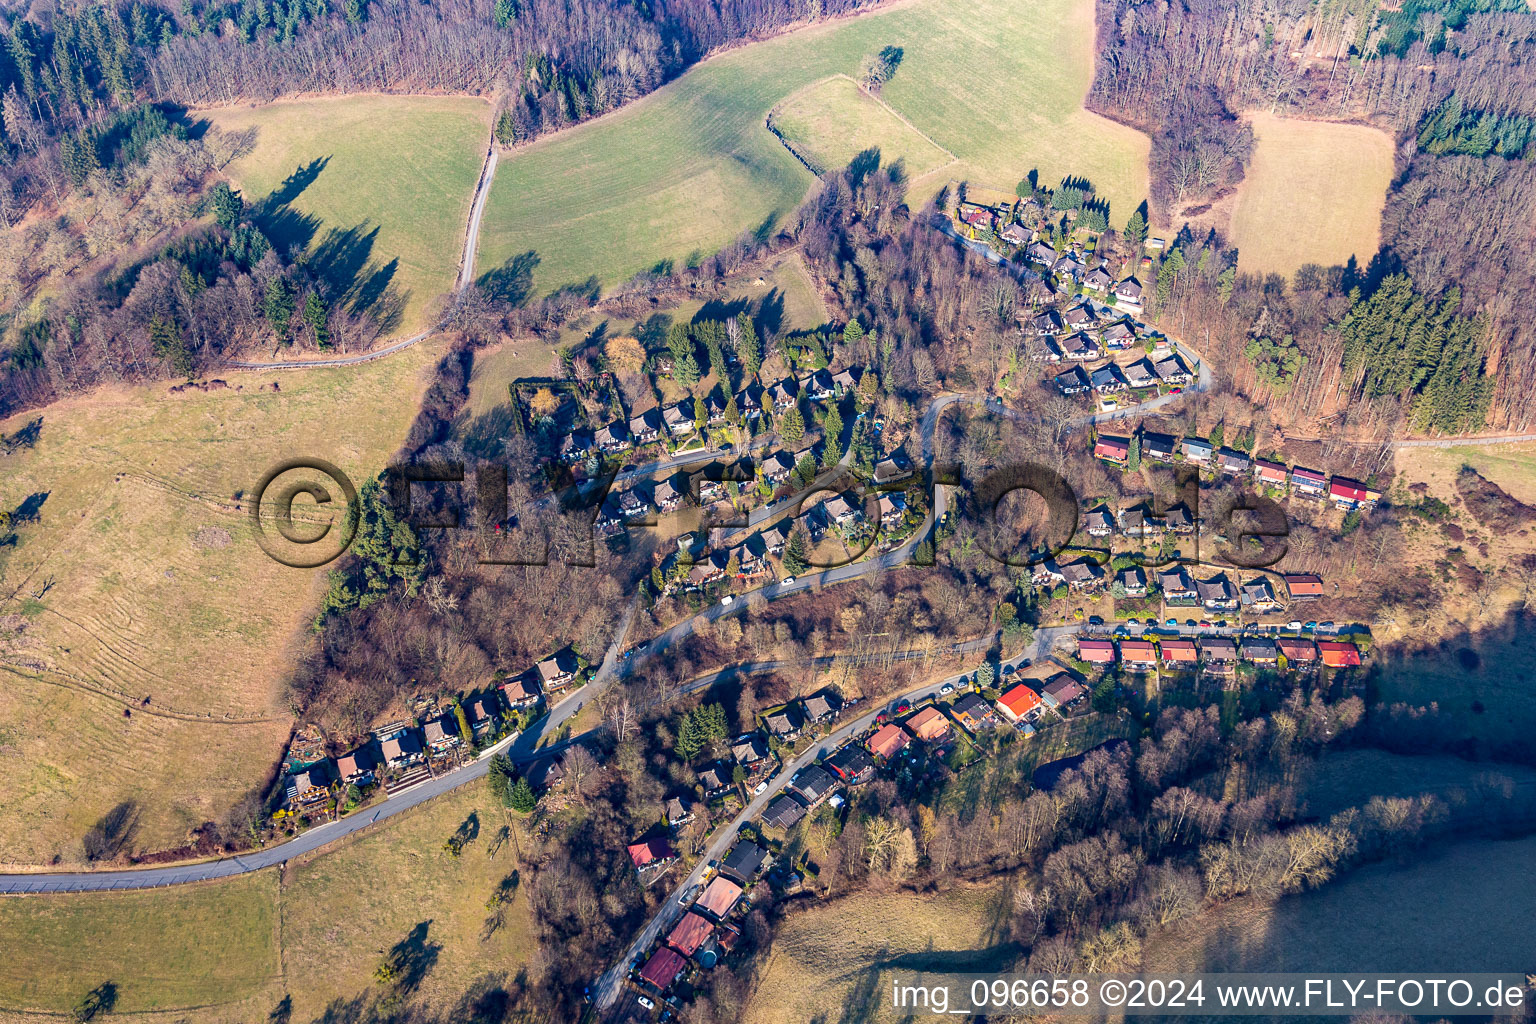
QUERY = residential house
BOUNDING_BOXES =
[698,763,733,799]
[536,649,580,691]
[1217,448,1252,476]
[826,743,876,784]
[638,947,688,993]
[802,691,842,724]
[1282,573,1326,601]
[705,392,730,426]
[762,793,808,830]
[1120,638,1158,669]
[1329,476,1372,510]
[824,493,864,528]
[1061,331,1099,360]
[627,837,678,872]
[1117,565,1148,597]
[524,753,565,790]
[1160,638,1198,667]
[958,204,996,234]
[558,429,593,464]
[1113,277,1144,311]
[1196,573,1238,610]
[629,409,662,445]
[763,705,804,741]
[1040,674,1086,709]
[1142,432,1178,462]
[1082,266,1113,293]
[595,422,630,454]
[285,762,332,810]
[461,694,498,737]
[1119,505,1161,538]
[1026,241,1058,265]
[653,476,685,513]
[1319,641,1362,667]
[423,714,462,753]
[950,692,997,730]
[906,706,951,743]
[698,875,745,918]
[1200,636,1238,670]
[1241,577,1281,611]
[1053,252,1086,280]
[1102,321,1137,350]
[1153,356,1191,385]
[1278,638,1318,666]
[721,841,768,884]
[1090,363,1128,393]
[830,367,861,395]
[1291,466,1328,498]
[617,489,652,521]
[1084,505,1116,537]
[1063,303,1095,331]
[666,795,696,827]
[1159,566,1196,602]
[731,734,768,765]
[996,683,1043,722]
[999,221,1030,246]
[1095,434,1131,464]
[1147,237,1167,251]
[761,519,793,556]
[1162,504,1196,533]
[1124,358,1158,389]
[1241,637,1279,665]
[866,723,911,759]
[1029,310,1064,336]
[1182,437,1214,465]
[789,765,837,806]
[380,730,423,768]
[1253,458,1289,488]
[1078,638,1118,664]
[662,400,696,436]
[873,454,913,484]
[1061,558,1106,590]
[668,911,716,960]
[765,378,799,412]
[799,369,834,401]
[335,748,377,785]
[1054,366,1092,395]
[878,491,908,527]
[501,676,542,710]
[761,451,796,486]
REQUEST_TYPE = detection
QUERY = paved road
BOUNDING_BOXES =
[225,142,500,372]
[592,623,1076,1010]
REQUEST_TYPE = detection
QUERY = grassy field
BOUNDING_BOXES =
[475,0,1149,296]
[1230,112,1394,279]
[0,871,281,1018]
[199,95,491,337]
[0,783,535,1023]
[0,340,448,863]
[1146,836,1536,975]
[1395,440,1536,506]
[771,75,954,179]
[744,884,1014,1024]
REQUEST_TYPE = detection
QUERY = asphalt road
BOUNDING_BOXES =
[591,623,1077,1010]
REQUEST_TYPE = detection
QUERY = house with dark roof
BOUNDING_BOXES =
[1240,577,1281,610]
[950,692,997,730]
[731,734,768,765]
[663,400,696,436]
[1159,566,1196,602]
[1026,241,1058,265]
[423,715,462,753]
[1119,505,1161,538]
[1083,266,1113,292]
[765,378,799,411]
[1101,320,1137,350]
[799,369,834,402]
[1277,638,1318,665]
[1040,674,1086,709]
[1029,310,1063,335]
[1090,363,1128,393]
[999,221,1030,246]
[720,841,768,883]
[1113,277,1144,310]
[666,795,696,827]
[1117,565,1147,597]
[1124,358,1158,389]
[628,409,662,445]
[789,765,837,805]
[638,946,688,992]
[698,763,733,799]
[1154,355,1191,384]
[285,761,333,810]
[735,384,764,420]
[1217,448,1252,476]
[1142,432,1177,462]
[1162,503,1195,533]
[1061,558,1106,590]
[763,705,804,740]
[1084,506,1116,537]
[1241,637,1279,664]
[826,742,876,784]
[1291,466,1327,497]
[595,421,630,454]
[1063,303,1095,330]
[802,691,841,723]
[1054,366,1091,395]
[1061,331,1100,360]
[762,793,808,830]
[1196,573,1238,610]
[1182,437,1214,465]
[1200,636,1238,670]
[1283,573,1326,600]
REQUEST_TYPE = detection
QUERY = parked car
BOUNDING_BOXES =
[780,576,795,586]
[940,683,954,694]
[753,780,768,795]
[1166,618,1177,627]
[1303,621,1317,631]
[720,595,734,606]
[1288,620,1302,630]
[639,996,657,1010]
[1088,615,1103,625]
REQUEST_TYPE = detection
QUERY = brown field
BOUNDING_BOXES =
[1229,112,1393,278]
[1394,440,1536,506]
[1146,836,1536,976]
[744,884,1013,1024]
[0,781,535,1023]
[0,339,448,863]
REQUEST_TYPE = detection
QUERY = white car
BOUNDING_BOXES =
[780,576,795,586]
[638,995,656,1010]
[753,780,768,794]
[1287,620,1302,631]
[939,684,954,695]
[720,595,734,606]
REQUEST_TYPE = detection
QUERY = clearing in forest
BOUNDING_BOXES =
[198,95,491,337]
[769,75,954,179]
[1229,111,1393,279]
[475,0,1149,297]
[0,339,446,863]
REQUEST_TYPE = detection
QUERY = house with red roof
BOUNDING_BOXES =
[1282,573,1326,601]
[1094,435,1131,465]
[995,684,1042,723]
[1329,476,1371,510]
[905,706,951,743]
[1119,639,1158,669]
[1318,641,1362,667]
[866,723,910,760]
[627,837,677,872]
[667,911,716,958]
[638,946,688,992]
[1160,638,1198,665]
[1252,458,1289,487]
[1078,638,1117,663]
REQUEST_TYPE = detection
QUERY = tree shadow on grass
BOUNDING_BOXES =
[385,920,442,995]
[478,251,541,307]
[83,801,139,862]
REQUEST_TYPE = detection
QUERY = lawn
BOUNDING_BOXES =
[0,871,281,1017]
[743,884,1013,1024]
[1145,835,1536,974]
[475,0,1149,297]
[0,782,537,1022]
[770,75,954,179]
[0,339,448,863]
[1395,440,1536,506]
[198,95,491,337]
[1229,111,1394,279]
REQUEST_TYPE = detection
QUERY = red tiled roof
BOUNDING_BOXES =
[1120,639,1157,663]
[1078,639,1117,663]
[698,876,743,918]
[1278,639,1317,661]
[1254,459,1288,483]
[906,706,950,741]
[1318,641,1362,667]
[997,684,1042,720]
[867,723,910,758]
[667,912,715,956]
[1283,573,1325,596]
[1160,639,1198,662]
[1330,477,1369,501]
[1095,437,1130,460]
[627,838,676,869]
[639,946,688,990]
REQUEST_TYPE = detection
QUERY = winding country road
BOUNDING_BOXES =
[224,143,500,372]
